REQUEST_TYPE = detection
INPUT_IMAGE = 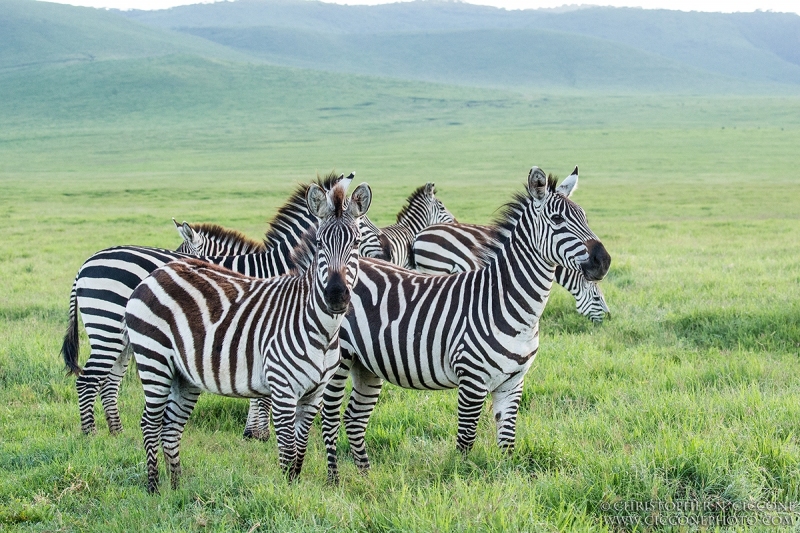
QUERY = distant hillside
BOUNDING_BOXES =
[122,0,800,88]
[181,26,754,92]
[0,0,248,69]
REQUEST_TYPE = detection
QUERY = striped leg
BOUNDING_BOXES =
[140,379,172,494]
[75,334,126,434]
[321,354,354,484]
[98,345,133,434]
[271,393,299,480]
[162,380,201,490]
[490,374,525,452]
[243,397,272,441]
[455,377,489,454]
[343,359,383,472]
[293,395,323,478]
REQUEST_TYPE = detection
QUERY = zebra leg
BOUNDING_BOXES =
[490,374,525,453]
[271,394,299,480]
[75,331,127,435]
[243,397,272,441]
[455,379,489,454]
[293,395,323,478]
[343,359,383,473]
[140,380,172,494]
[162,380,201,491]
[321,352,354,484]
[98,344,133,434]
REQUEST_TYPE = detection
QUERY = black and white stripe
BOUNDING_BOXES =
[60,173,348,436]
[319,167,611,482]
[412,209,609,322]
[358,183,455,268]
[125,182,371,492]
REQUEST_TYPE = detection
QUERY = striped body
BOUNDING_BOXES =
[413,222,609,322]
[358,183,455,268]
[62,175,343,435]
[126,181,371,492]
[320,167,611,482]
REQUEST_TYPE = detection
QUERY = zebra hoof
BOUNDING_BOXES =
[81,425,97,436]
[108,424,123,435]
[243,428,270,441]
[327,475,340,486]
[146,482,160,495]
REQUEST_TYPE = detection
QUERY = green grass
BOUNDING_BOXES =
[1,55,800,531]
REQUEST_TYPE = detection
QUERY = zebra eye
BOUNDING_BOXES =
[551,213,565,224]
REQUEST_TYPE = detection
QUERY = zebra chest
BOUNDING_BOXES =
[262,337,339,396]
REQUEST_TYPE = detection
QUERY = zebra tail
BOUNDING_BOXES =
[61,277,82,376]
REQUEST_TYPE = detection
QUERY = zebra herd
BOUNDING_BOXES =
[61,167,610,492]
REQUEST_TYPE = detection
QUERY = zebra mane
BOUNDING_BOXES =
[262,171,342,249]
[189,223,266,253]
[476,174,559,265]
[395,184,432,224]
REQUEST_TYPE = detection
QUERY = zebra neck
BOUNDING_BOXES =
[394,205,429,236]
[480,218,556,329]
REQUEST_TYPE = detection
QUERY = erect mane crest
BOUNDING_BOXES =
[476,173,559,264]
[395,184,432,223]
[263,171,342,248]
[189,223,265,253]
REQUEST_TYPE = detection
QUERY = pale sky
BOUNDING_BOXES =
[42,0,800,14]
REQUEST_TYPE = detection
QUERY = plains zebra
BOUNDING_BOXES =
[358,183,455,267]
[319,167,610,482]
[61,173,347,436]
[173,219,265,255]
[412,220,609,322]
[125,181,371,492]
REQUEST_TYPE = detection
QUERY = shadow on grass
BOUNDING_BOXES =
[188,396,249,434]
[667,307,800,352]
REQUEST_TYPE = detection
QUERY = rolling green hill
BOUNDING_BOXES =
[0,0,250,69]
[122,0,800,90]
[3,0,799,92]
[180,25,771,92]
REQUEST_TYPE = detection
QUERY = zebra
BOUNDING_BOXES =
[411,205,609,322]
[357,182,455,267]
[319,166,611,482]
[125,181,371,493]
[173,219,265,255]
[61,173,349,436]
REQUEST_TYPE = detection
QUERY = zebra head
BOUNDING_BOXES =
[397,182,456,230]
[306,179,372,315]
[424,183,457,225]
[576,279,610,323]
[529,166,611,282]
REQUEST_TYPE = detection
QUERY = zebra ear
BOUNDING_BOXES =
[175,220,195,243]
[348,182,372,218]
[306,183,330,218]
[340,172,355,191]
[527,167,548,203]
[425,182,436,197]
[556,167,579,198]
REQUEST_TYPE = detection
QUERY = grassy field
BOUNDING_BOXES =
[1,56,800,531]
